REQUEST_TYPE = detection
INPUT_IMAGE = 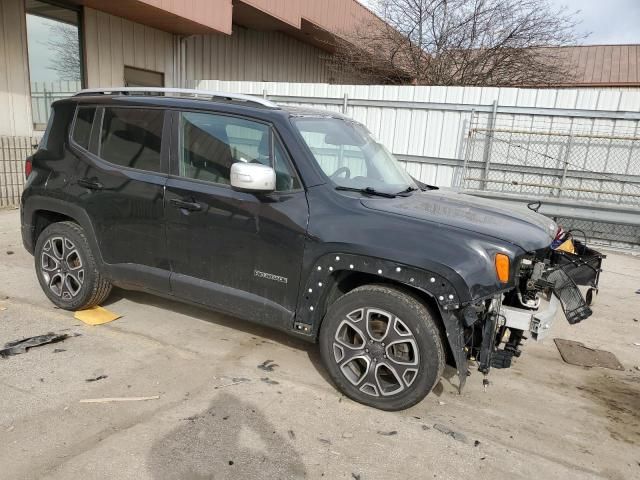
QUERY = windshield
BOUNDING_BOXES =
[292,117,417,194]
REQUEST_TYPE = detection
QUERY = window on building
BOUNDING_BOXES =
[26,0,83,130]
[99,108,164,173]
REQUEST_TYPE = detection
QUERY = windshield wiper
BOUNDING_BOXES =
[395,186,420,196]
[335,186,397,198]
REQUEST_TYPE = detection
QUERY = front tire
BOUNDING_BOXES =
[35,221,112,311]
[319,284,445,411]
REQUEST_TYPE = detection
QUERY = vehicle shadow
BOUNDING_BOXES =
[103,288,336,386]
[148,391,307,479]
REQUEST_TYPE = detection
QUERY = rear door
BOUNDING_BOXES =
[68,105,170,292]
[164,109,308,330]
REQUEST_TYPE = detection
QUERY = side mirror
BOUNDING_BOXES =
[230,162,276,192]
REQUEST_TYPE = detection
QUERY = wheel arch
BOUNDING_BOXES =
[23,196,103,265]
[32,211,75,247]
[293,253,469,387]
[326,273,455,365]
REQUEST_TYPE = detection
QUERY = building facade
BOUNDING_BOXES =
[0,0,383,136]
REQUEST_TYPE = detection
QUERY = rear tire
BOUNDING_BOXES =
[34,221,112,310]
[319,284,445,411]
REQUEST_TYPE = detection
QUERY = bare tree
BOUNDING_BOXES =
[46,22,81,81]
[327,0,586,86]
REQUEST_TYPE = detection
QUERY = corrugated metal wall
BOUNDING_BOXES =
[82,12,346,87]
[0,0,32,137]
[83,8,340,88]
[83,8,177,88]
[185,26,333,83]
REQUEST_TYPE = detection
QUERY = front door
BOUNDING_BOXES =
[164,109,308,330]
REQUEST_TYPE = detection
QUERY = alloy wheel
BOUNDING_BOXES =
[40,236,85,300]
[332,308,420,397]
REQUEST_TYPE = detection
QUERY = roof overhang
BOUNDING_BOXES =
[66,0,233,35]
[232,4,339,52]
[65,0,391,56]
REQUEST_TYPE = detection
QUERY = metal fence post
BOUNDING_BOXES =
[0,137,7,207]
[557,134,573,197]
[342,93,349,114]
[458,115,473,189]
[619,123,639,204]
[481,100,498,190]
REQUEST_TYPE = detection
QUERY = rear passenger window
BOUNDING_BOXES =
[99,108,163,173]
[72,107,96,150]
[178,112,299,191]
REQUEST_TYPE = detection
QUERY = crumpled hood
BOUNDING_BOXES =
[361,189,556,251]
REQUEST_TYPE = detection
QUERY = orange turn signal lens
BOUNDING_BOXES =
[495,254,510,283]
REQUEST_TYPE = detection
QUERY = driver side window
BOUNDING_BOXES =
[177,112,300,191]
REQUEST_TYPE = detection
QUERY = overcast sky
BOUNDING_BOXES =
[358,0,640,45]
[557,0,640,44]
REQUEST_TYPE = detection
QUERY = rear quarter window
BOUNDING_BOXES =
[71,106,97,150]
[38,101,75,156]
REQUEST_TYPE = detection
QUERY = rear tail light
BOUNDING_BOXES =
[25,157,33,178]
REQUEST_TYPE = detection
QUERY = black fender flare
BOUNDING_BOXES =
[293,253,469,389]
[22,195,104,265]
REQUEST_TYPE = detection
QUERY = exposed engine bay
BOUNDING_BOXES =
[465,236,605,378]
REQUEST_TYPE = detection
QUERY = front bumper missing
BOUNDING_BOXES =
[501,255,593,339]
[502,294,560,341]
[473,244,603,383]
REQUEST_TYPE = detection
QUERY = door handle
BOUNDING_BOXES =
[78,178,103,190]
[169,198,202,212]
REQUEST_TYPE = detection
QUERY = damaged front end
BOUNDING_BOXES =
[464,239,605,382]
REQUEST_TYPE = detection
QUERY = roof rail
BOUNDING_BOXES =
[74,87,279,109]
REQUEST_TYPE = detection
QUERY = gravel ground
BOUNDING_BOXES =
[0,207,638,480]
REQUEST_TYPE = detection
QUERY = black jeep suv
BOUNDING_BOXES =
[21,88,597,410]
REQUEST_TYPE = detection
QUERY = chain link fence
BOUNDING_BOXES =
[553,217,640,247]
[0,136,39,208]
[462,113,640,248]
